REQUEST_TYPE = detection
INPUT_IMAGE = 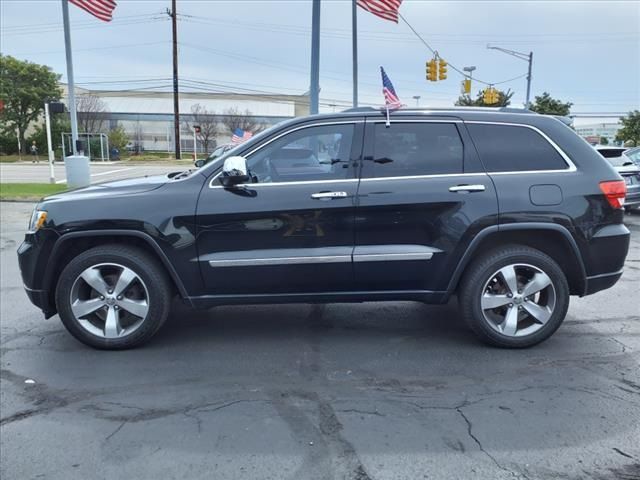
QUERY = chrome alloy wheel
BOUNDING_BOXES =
[480,263,556,337]
[69,263,150,339]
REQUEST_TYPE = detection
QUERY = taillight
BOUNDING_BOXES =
[599,180,627,209]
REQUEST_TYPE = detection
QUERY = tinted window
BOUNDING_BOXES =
[246,124,354,183]
[363,123,463,178]
[596,148,625,158]
[467,124,568,172]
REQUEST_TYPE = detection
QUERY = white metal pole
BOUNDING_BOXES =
[61,0,79,156]
[45,103,56,183]
[193,128,197,160]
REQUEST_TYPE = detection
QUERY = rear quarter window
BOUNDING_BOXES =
[467,123,568,172]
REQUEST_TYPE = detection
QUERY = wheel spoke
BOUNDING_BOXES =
[114,267,138,297]
[71,297,104,318]
[500,306,519,336]
[118,298,148,319]
[481,293,512,310]
[522,272,552,298]
[104,307,122,338]
[81,268,109,296]
[523,301,552,325]
[498,265,519,294]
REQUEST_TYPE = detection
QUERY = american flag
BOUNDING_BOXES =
[381,67,402,110]
[357,0,403,23]
[231,128,253,144]
[69,0,117,22]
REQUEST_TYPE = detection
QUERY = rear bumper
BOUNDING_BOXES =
[584,269,624,296]
[581,223,630,295]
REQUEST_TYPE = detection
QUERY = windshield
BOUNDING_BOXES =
[596,148,626,158]
[625,147,640,163]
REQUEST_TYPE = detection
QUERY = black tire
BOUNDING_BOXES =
[458,245,570,348]
[55,244,172,350]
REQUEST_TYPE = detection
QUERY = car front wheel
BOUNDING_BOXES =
[458,245,570,348]
[55,245,172,349]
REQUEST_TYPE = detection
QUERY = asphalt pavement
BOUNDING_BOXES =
[0,162,185,184]
[1,201,639,480]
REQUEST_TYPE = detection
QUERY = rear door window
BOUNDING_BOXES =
[467,123,568,172]
[362,122,464,178]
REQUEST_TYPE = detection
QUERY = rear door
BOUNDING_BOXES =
[353,117,498,293]
[195,120,364,296]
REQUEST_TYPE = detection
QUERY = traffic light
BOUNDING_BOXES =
[438,59,448,80]
[426,59,437,82]
[483,87,499,104]
[462,79,471,95]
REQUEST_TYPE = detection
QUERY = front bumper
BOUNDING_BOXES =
[18,235,57,317]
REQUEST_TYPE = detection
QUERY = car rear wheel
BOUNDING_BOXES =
[56,245,172,349]
[458,245,570,348]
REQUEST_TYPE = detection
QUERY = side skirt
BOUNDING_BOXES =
[187,290,449,309]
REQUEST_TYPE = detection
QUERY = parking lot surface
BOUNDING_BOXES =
[1,201,639,480]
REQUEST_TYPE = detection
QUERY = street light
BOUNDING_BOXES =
[487,45,533,108]
[412,95,421,107]
[463,66,476,95]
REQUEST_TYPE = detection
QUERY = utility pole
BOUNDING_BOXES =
[487,45,534,109]
[169,0,181,159]
[309,0,320,114]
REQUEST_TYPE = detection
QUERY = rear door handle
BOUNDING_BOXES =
[449,184,486,193]
[311,191,348,200]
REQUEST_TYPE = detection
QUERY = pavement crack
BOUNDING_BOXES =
[456,407,521,478]
[612,447,637,460]
[105,420,127,442]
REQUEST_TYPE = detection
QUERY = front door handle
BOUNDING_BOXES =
[449,184,486,193]
[311,191,348,200]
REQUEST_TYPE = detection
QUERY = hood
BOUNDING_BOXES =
[42,173,176,202]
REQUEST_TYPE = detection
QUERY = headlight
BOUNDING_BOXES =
[28,210,48,233]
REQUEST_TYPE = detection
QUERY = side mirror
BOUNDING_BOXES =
[194,159,205,168]
[219,156,250,187]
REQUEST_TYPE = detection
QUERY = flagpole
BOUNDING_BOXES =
[310,0,320,115]
[61,0,79,156]
[352,0,358,108]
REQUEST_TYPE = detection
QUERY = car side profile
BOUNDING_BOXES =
[18,107,630,350]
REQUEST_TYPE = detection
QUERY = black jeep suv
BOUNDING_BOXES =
[18,107,630,350]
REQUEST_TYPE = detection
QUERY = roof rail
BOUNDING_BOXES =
[341,106,535,114]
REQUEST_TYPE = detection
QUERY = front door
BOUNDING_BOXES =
[195,121,363,296]
[354,117,498,293]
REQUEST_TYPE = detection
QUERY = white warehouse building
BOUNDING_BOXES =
[61,84,310,154]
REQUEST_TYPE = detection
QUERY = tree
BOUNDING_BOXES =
[0,55,61,154]
[77,94,108,133]
[599,136,609,145]
[529,92,573,116]
[183,104,218,154]
[616,110,640,147]
[108,124,129,153]
[455,88,513,107]
[220,107,265,136]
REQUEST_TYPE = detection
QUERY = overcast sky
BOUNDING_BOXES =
[2,0,639,120]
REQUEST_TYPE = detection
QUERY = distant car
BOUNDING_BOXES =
[623,146,640,167]
[594,145,640,211]
[194,143,235,168]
